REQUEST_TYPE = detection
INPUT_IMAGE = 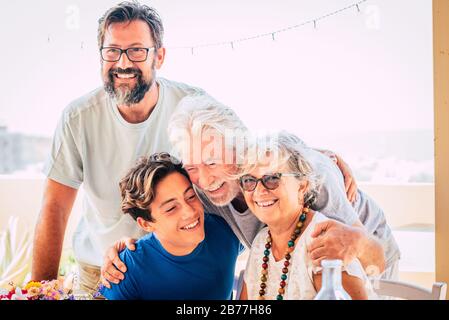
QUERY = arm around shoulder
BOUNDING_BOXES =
[352,220,386,273]
[101,250,140,300]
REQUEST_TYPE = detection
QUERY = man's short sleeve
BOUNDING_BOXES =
[309,150,358,226]
[43,112,83,189]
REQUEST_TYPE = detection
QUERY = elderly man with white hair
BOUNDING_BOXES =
[101,94,400,289]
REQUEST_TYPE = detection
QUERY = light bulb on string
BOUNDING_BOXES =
[166,0,369,55]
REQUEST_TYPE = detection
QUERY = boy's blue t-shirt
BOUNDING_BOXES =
[101,214,243,300]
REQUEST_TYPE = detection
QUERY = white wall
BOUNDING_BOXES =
[0,178,83,249]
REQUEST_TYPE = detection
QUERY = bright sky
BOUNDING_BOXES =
[0,0,433,146]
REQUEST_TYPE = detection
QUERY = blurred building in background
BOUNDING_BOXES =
[0,123,51,175]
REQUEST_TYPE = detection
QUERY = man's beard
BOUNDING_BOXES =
[205,181,241,207]
[104,66,155,106]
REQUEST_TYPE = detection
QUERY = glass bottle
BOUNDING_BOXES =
[314,259,352,300]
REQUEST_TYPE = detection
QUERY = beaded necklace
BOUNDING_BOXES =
[259,206,309,300]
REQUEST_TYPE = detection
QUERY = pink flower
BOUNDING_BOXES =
[26,287,42,299]
[41,283,54,296]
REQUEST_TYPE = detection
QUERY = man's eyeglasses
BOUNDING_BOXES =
[239,173,302,192]
[100,47,155,62]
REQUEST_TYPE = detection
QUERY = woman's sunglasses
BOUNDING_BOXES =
[239,172,302,192]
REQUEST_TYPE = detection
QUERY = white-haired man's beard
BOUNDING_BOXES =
[204,180,241,207]
[104,66,155,106]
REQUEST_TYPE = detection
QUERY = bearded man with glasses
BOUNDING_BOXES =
[31,1,206,294]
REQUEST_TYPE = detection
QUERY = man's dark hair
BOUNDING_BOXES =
[98,1,164,49]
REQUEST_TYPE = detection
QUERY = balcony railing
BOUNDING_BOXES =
[0,177,435,288]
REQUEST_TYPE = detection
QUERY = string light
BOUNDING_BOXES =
[58,0,369,53]
[169,0,368,52]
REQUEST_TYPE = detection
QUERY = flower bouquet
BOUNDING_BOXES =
[0,280,75,300]
[0,278,103,300]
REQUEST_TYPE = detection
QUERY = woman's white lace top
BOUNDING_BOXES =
[244,212,377,300]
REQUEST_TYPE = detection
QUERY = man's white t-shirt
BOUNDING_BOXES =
[43,77,204,266]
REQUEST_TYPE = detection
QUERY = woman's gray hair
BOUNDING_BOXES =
[240,131,322,208]
[168,94,250,160]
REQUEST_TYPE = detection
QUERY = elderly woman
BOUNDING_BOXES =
[239,132,376,300]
